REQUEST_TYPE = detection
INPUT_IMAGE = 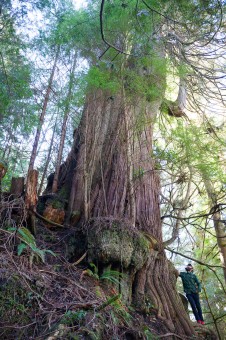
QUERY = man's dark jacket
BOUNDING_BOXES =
[179,271,201,294]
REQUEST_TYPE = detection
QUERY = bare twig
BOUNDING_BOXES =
[166,247,225,269]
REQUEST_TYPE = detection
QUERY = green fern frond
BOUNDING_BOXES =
[100,270,126,286]
[17,242,27,256]
[18,227,36,247]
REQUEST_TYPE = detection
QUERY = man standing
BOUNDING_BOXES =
[179,264,205,325]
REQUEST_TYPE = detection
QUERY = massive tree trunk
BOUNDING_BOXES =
[56,82,196,336]
[64,91,162,236]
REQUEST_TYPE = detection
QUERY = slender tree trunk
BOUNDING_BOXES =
[38,121,57,195]
[2,132,11,159]
[52,54,76,193]
[28,46,60,173]
[204,178,226,283]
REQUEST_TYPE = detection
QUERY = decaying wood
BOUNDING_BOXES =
[33,210,66,228]
[0,160,7,180]
[25,170,38,209]
[10,177,25,196]
[0,160,7,198]
[162,78,187,118]
[42,205,65,228]
[25,170,38,235]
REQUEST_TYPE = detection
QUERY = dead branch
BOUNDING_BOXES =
[166,247,225,269]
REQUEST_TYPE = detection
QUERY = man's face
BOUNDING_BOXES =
[186,265,193,272]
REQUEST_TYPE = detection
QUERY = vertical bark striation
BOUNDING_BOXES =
[57,86,195,336]
[61,90,162,241]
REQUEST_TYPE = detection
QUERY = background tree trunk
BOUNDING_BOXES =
[204,178,226,283]
[38,121,57,195]
[10,177,24,196]
[28,46,60,173]
[52,54,76,193]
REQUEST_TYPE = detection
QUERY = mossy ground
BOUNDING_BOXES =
[0,224,217,340]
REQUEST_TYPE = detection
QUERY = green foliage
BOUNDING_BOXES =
[17,242,27,256]
[0,276,30,326]
[85,65,120,93]
[85,263,99,280]
[143,326,158,340]
[8,227,56,263]
[101,270,125,286]
[0,6,32,121]
[62,309,87,326]
[124,55,166,101]
[133,167,145,180]
[109,295,132,326]
[86,263,126,287]
[0,2,39,187]
[156,117,226,184]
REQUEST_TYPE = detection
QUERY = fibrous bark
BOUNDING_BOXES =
[10,177,24,196]
[25,169,38,234]
[55,86,196,337]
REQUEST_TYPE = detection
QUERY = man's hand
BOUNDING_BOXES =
[175,269,180,278]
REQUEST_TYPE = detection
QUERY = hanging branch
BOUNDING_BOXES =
[100,0,130,56]
[166,247,225,269]
[163,167,193,247]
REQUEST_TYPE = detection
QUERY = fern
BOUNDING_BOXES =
[18,227,36,247]
[100,270,125,286]
[17,242,27,256]
[8,227,56,263]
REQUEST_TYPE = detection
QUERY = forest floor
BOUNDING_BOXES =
[0,224,217,340]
